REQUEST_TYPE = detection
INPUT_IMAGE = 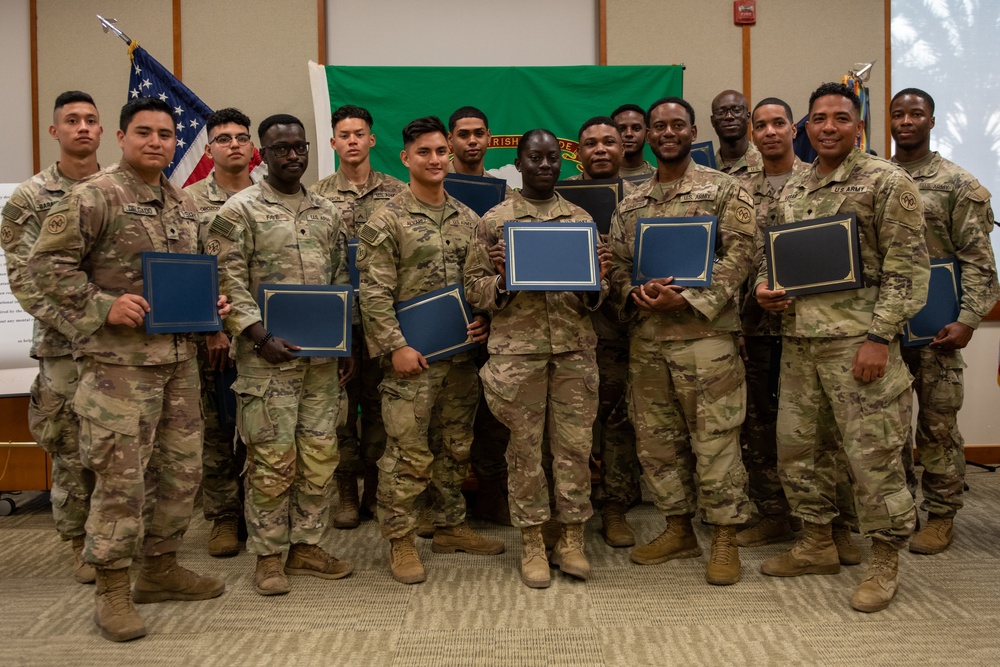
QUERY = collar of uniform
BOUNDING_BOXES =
[447,159,494,178]
[509,190,575,220]
[203,170,230,204]
[805,146,862,192]
[117,158,179,204]
[645,159,697,202]
[333,167,379,197]
[401,186,459,219]
[892,151,939,179]
[259,178,303,206]
[41,162,69,194]
[750,155,806,196]
[716,142,763,175]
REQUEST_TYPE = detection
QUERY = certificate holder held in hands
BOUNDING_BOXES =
[554,178,624,235]
[257,284,353,357]
[903,258,961,346]
[443,173,507,216]
[141,251,222,334]
[764,212,862,297]
[631,216,718,287]
[395,284,479,362]
[503,221,601,291]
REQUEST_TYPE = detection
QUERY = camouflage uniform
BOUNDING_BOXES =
[209,181,348,556]
[465,192,606,528]
[893,151,999,517]
[1,163,93,541]
[620,161,656,178]
[27,159,203,569]
[755,147,929,548]
[608,162,755,525]
[715,141,763,179]
[357,187,480,539]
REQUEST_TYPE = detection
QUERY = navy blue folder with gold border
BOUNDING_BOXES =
[444,173,507,216]
[690,141,717,170]
[554,178,624,235]
[504,221,601,291]
[395,284,478,362]
[903,258,961,347]
[142,251,222,334]
[258,284,352,357]
[765,213,861,296]
[631,216,718,287]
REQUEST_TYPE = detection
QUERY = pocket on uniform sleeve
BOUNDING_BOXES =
[230,375,275,446]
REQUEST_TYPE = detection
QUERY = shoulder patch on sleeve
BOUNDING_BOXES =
[735,206,753,224]
[2,201,24,223]
[358,221,387,246]
[46,213,68,235]
[968,181,992,204]
[209,215,238,240]
[737,188,754,207]
[899,191,919,211]
[0,223,15,246]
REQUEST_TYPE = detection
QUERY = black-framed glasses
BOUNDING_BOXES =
[712,105,747,119]
[261,142,310,157]
[210,133,252,146]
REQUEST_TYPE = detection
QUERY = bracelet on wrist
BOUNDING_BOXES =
[866,333,890,345]
[253,331,273,355]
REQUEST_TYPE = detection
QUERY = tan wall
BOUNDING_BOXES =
[0,0,33,183]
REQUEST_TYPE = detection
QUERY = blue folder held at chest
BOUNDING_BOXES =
[395,284,478,362]
[142,251,222,334]
[631,216,718,287]
[258,283,353,357]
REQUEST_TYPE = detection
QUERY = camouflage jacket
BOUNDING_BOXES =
[27,159,200,365]
[309,168,405,239]
[716,142,764,182]
[892,151,998,329]
[464,191,607,355]
[608,159,756,341]
[184,169,252,247]
[619,160,656,178]
[356,187,479,358]
[1,163,81,357]
[208,180,348,367]
[754,148,930,340]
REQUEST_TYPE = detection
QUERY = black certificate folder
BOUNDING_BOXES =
[258,284,352,357]
[396,284,478,362]
[903,258,961,347]
[554,179,623,235]
[444,173,507,216]
[631,216,718,287]
[504,221,601,291]
[142,252,222,334]
[765,213,862,296]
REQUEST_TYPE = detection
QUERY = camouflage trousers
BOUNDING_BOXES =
[470,348,510,486]
[376,357,478,539]
[233,361,342,556]
[901,344,966,517]
[27,354,93,540]
[198,344,243,521]
[628,335,752,525]
[482,350,598,529]
[336,329,386,476]
[596,335,641,506]
[778,336,915,548]
[75,357,202,569]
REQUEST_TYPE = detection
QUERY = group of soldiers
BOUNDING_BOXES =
[2,79,995,642]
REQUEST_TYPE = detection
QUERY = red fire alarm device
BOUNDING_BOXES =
[734,0,757,25]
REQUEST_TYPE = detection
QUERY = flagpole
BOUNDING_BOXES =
[96,14,132,46]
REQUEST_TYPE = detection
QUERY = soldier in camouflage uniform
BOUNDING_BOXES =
[357,116,502,586]
[889,88,999,554]
[1,91,101,585]
[710,90,764,177]
[28,97,226,642]
[185,107,256,557]
[310,105,405,530]
[209,114,354,596]
[608,98,755,587]
[612,104,656,178]
[465,129,611,588]
[755,83,929,613]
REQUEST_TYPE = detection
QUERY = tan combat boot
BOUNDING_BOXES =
[909,515,954,554]
[601,502,636,548]
[208,516,240,557]
[736,515,795,548]
[551,523,591,580]
[432,522,505,555]
[360,465,379,518]
[94,567,146,642]
[520,525,551,588]
[630,514,702,565]
[132,552,225,603]
[706,525,741,585]
[760,521,840,577]
[333,473,361,529]
[284,543,354,579]
[475,478,512,526]
[541,518,562,550]
[416,505,435,539]
[390,533,426,584]
[833,524,862,565]
[850,539,900,612]
[71,535,96,584]
[254,554,290,596]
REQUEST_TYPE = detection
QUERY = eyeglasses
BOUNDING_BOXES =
[210,133,252,146]
[712,105,747,119]
[261,142,310,157]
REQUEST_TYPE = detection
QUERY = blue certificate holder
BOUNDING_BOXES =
[141,251,222,334]
[395,284,478,362]
[903,258,961,347]
[504,221,601,291]
[444,173,507,216]
[690,141,717,169]
[631,216,718,287]
[348,239,360,292]
[765,213,862,296]
[257,284,352,357]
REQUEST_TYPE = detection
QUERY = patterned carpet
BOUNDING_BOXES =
[2,469,999,666]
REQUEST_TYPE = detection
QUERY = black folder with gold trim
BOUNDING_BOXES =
[444,173,507,216]
[142,251,222,334]
[631,216,718,287]
[554,178,624,235]
[395,284,478,362]
[764,213,862,296]
[258,284,352,357]
[903,258,961,347]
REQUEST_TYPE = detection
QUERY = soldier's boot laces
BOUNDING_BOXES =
[909,515,954,555]
[850,539,900,613]
[332,473,361,530]
[630,514,702,565]
[833,524,863,565]
[520,526,551,589]
[432,522,505,555]
[71,534,96,584]
[131,552,225,603]
[207,516,240,558]
[360,466,379,518]
[706,525,741,585]
[284,543,354,579]
[736,515,796,548]
[541,518,562,550]
[601,502,636,548]
[551,523,591,580]
[254,554,290,596]
[760,521,840,577]
[94,567,146,642]
[390,534,426,584]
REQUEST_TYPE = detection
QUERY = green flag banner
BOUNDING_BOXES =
[308,63,683,184]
